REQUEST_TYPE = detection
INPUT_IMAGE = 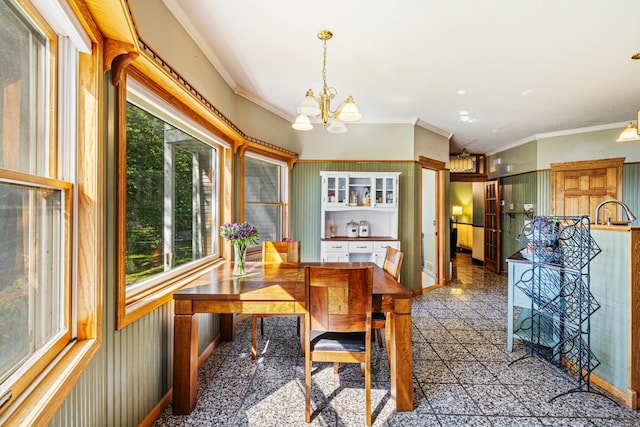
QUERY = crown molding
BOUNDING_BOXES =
[415,119,452,139]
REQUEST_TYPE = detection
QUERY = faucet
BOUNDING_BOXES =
[594,200,637,225]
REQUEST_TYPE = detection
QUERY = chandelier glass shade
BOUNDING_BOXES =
[616,109,640,142]
[292,30,361,133]
[616,122,640,142]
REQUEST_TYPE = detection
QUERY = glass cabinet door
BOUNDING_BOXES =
[374,176,397,207]
[324,175,348,205]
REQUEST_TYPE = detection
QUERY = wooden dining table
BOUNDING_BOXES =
[172,261,413,415]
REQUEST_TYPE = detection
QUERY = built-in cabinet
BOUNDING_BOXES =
[320,171,400,267]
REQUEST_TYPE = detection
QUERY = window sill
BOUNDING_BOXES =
[0,338,100,426]
[118,257,226,330]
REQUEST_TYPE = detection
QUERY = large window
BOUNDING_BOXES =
[118,77,222,328]
[0,0,87,419]
[243,154,289,244]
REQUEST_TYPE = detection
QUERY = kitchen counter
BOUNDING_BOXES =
[591,224,639,231]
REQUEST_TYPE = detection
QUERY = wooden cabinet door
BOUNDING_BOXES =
[484,180,501,273]
[552,158,623,222]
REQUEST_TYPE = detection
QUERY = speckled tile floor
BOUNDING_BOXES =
[154,255,640,426]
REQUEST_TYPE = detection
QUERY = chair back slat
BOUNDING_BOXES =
[306,266,373,333]
[382,246,404,281]
[262,241,300,263]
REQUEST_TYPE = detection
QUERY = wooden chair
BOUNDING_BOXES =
[372,246,404,349]
[251,241,301,359]
[304,265,374,425]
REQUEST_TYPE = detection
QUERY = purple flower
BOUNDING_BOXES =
[220,222,260,248]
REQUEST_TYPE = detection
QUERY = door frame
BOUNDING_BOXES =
[419,156,446,286]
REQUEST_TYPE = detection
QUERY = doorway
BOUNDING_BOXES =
[422,168,437,287]
[419,156,446,289]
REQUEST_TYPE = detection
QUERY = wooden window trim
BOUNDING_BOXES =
[239,150,291,242]
[0,1,101,423]
[115,73,231,330]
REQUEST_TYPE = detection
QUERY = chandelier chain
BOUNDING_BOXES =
[322,38,327,92]
[321,38,335,100]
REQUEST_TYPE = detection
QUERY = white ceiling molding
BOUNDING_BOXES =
[415,119,452,140]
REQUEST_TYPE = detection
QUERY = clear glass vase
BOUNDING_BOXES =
[232,243,247,276]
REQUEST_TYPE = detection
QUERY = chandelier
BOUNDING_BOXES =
[291,30,361,133]
[449,149,476,173]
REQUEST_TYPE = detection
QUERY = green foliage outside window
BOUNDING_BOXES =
[125,102,215,284]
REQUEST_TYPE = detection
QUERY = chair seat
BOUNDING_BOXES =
[311,332,366,352]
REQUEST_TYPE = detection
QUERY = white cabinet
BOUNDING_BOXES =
[320,240,399,264]
[321,241,349,262]
[320,171,400,264]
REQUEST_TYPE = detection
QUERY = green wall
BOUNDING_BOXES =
[488,139,538,180]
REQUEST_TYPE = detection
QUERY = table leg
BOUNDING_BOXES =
[172,312,199,414]
[389,299,413,411]
[220,313,235,341]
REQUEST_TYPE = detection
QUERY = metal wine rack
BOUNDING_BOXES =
[511,215,607,402]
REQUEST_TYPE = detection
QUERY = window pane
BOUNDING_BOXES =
[0,182,63,383]
[244,157,279,203]
[244,156,284,245]
[125,102,215,285]
[244,204,281,243]
[173,139,214,268]
[0,0,48,175]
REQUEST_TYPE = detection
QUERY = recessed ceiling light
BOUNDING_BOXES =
[457,89,466,95]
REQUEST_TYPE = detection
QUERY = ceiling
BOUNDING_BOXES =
[162,0,640,154]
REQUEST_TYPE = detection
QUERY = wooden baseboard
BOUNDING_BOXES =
[412,282,445,297]
[198,335,219,366]
[556,356,637,410]
[587,372,637,410]
[140,334,222,426]
[139,390,172,427]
